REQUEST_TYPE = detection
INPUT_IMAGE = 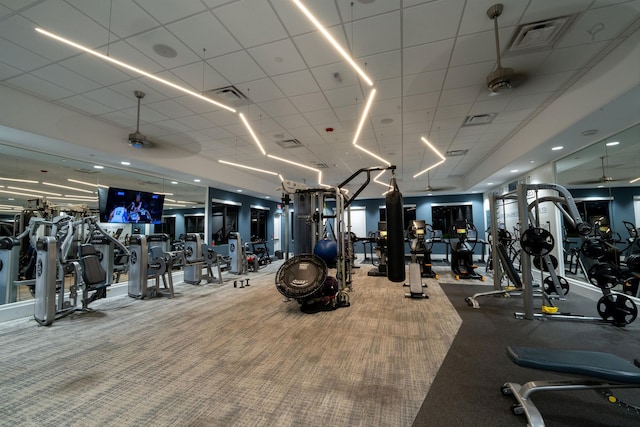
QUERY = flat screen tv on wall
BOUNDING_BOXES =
[99,187,165,225]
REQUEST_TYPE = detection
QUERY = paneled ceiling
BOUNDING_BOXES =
[0,0,639,208]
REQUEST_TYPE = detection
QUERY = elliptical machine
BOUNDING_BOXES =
[367,221,389,277]
[408,220,438,279]
[451,220,484,281]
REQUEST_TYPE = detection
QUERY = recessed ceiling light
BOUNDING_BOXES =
[487,182,493,185]
[606,141,620,146]
[93,165,104,169]
[265,196,270,199]
[551,146,563,151]
[171,181,178,184]
[121,161,130,166]
[510,169,519,173]
[597,185,604,188]
[194,179,201,183]
[8,198,14,201]
[530,160,535,163]
[236,189,243,192]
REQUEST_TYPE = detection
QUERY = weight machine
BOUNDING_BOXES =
[127,234,175,299]
[450,221,484,281]
[30,215,129,326]
[275,166,397,311]
[515,183,637,326]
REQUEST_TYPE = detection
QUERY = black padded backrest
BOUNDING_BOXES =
[79,244,107,286]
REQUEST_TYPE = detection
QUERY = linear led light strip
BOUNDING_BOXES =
[68,178,109,188]
[413,137,446,178]
[0,177,38,183]
[219,160,277,176]
[373,170,393,190]
[42,181,94,194]
[267,154,326,187]
[292,0,373,87]
[7,186,61,196]
[631,177,640,184]
[35,27,236,114]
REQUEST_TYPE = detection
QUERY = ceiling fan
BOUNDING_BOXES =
[128,90,153,149]
[568,156,630,185]
[426,170,456,192]
[486,3,527,93]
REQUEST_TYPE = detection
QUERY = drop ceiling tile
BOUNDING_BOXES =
[522,0,593,23]
[65,0,158,39]
[121,104,169,124]
[174,95,226,115]
[208,51,266,84]
[271,0,341,36]
[0,15,78,61]
[375,78,401,101]
[58,54,134,86]
[370,98,402,117]
[201,109,239,126]
[450,27,515,68]
[458,0,529,35]
[135,0,206,24]
[440,86,482,106]
[516,70,574,95]
[360,50,402,81]
[168,62,229,94]
[435,103,472,120]
[147,99,195,118]
[213,1,287,48]
[272,69,320,97]
[125,27,202,69]
[403,0,465,47]
[332,105,359,123]
[403,91,439,111]
[0,38,50,72]
[240,78,285,104]
[83,87,137,110]
[0,3,11,15]
[55,95,114,116]
[32,63,101,93]
[505,92,552,111]
[403,69,447,96]
[494,108,536,123]
[325,85,362,108]
[444,61,495,90]
[0,61,21,79]
[469,96,513,115]
[23,0,109,47]
[289,92,330,113]
[153,119,193,135]
[275,113,309,129]
[5,73,74,100]
[257,98,299,118]
[97,110,135,128]
[541,42,608,73]
[293,29,348,68]
[351,11,401,57]
[107,40,165,73]
[177,114,218,131]
[337,0,400,20]
[403,39,454,75]
[248,39,306,76]
[302,109,338,125]
[432,117,465,130]
[311,62,359,91]
[166,11,241,59]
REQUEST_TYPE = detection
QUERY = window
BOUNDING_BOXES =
[379,205,416,234]
[431,204,473,238]
[185,215,205,235]
[154,216,176,239]
[250,207,268,241]
[211,203,239,245]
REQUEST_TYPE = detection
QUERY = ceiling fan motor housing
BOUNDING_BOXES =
[487,67,514,92]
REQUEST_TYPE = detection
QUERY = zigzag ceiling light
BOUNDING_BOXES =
[413,137,446,178]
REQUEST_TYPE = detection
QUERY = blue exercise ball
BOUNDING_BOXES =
[314,239,338,265]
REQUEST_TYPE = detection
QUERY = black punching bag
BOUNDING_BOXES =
[385,175,405,282]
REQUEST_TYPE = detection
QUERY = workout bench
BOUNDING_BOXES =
[502,346,640,426]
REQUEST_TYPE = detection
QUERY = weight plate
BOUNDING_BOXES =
[597,294,638,326]
[588,263,620,289]
[543,275,570,296]
[521,227,555,256]
[533,254,558,272]
[580,238,608,260]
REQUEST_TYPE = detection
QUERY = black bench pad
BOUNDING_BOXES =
[508,346,640,384]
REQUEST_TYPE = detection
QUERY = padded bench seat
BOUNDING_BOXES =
[508,346,640,384]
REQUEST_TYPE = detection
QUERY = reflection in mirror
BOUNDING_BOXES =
[0,143,206,306]
[555,124,640,296]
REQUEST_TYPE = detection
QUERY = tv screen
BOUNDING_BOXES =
[100,187,165,224]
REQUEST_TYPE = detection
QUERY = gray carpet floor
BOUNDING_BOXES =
[0,260,460,426]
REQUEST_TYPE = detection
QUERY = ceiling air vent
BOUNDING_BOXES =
[506,15,575,55]
[276,138,303,149]
[462,113,497,126]
[205,85,248,107]
[312,162,329,169]
[446,149,469,157]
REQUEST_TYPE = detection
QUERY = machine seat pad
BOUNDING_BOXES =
[79,244,107,286]
[508,346,640,384]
